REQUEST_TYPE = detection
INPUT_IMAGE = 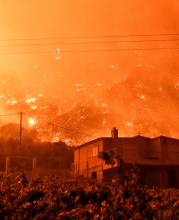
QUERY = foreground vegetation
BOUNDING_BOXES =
[0,165,179,220]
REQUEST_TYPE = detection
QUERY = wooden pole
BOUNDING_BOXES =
[87,161,88,179]
[102,162,103,184]
[6,157,10,173]
[20,112,22,145]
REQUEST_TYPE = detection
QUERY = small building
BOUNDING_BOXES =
[74,128,179,188]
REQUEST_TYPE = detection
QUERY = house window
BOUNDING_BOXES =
[92,145,98,157]
[161,137,167,144]
[91,171,97,179]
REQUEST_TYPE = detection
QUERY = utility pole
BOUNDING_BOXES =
[20,111,22,145]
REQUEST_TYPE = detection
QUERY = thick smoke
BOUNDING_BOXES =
[0,1,179,143]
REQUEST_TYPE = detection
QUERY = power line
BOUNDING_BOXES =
[1,33,179,41]
[1,47,179,55]
[1,38,179,47]
[23,113,97,138]
[0,112,20,117]
[0,111,97,138]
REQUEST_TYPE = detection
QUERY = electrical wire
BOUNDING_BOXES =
[1,47,179,54]
[23,113,98,138]
[1,33,179,41]
[0,112,20,117]
[1,38,179,47]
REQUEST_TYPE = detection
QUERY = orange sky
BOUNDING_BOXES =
[0,0,178,88]
[0,0,179,141]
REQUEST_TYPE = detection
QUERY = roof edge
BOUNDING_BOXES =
[74,135,179,150]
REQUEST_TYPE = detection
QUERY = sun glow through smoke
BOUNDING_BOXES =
[29,119,35,126]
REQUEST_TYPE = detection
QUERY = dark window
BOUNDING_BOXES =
[91,171,97,179]
[161,137,167,144]
[168,170,177,188]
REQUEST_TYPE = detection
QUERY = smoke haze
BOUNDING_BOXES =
[0,1,179,144]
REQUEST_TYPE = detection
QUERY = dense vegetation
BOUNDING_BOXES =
[0,137,74,173]
[0,123,74,160]
[0,162,179,220]
[0,145,178,219]
[0,137,74,159]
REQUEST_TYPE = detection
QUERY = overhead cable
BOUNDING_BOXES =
[1,38,179,47]
[23,113,97,138]
[0,112,20,117]
[1,47,179,55]
[1,33,179,41]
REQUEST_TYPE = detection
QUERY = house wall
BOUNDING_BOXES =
[79,145,88,175]
[165,137,179,152]
[75,136,165,181]
[75,135,179,188]
[103,163,179,189]
[119,137,154,164]
[103,138,114,151]
[74,148,79,178]
[91,137,150,183]
[141,164,179,189]
[87,139,103,158]
[103,136,151,163]
[162,138,179,164]
[87,139,103,182]
[167,165,179,188]
[149,138,161,152]
[140,165,163,188]
[75,139,104,181]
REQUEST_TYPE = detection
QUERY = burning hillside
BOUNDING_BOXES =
[49,61,179,145]
[0,0,179,145]
[49,102,118,145]
[1,58,179,146]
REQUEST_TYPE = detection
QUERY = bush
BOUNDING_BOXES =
[0,163,179,219]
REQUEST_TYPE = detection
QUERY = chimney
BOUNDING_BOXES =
[111,127,118,139]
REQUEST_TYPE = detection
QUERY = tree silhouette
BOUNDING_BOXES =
[98,148,123,175]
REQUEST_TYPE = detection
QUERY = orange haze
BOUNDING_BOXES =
[0,1,179,145]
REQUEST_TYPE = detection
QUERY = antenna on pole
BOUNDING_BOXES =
[20,112,22,145]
